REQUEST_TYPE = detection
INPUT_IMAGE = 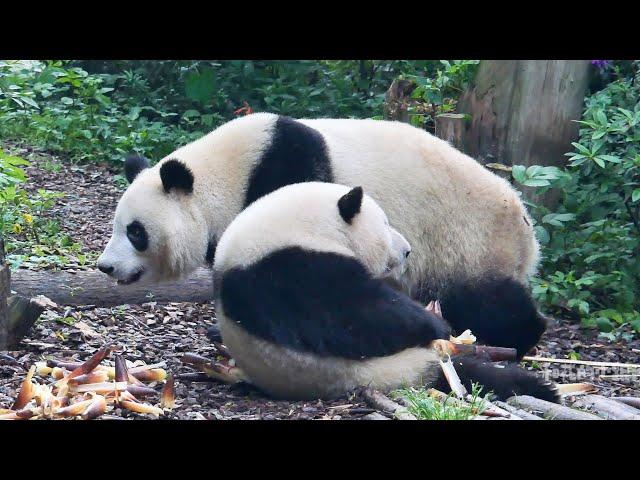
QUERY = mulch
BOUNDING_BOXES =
[0,142,638,420]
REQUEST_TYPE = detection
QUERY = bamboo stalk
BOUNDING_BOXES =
[522,356,640,369]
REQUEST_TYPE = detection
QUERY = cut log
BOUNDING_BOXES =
[10,268,214,307]
[572,395,640,420]
[507,395,602,420]
[361,412,390,421]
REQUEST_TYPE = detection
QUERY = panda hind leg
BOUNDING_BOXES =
[438,277,547,359]
[432,355,560,403]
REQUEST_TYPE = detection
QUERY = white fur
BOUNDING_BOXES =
[99,113,538,295]
[214,182,436,399]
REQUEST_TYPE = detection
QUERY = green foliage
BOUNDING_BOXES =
[392,383,489,420]
[0,150,91,269]
[513,61,640,338]
[0,60,436,165]
[405,60,479,130]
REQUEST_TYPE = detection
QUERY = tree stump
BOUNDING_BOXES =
[383,78,416,123]
[457,60,590,207]
[434,113,466,151]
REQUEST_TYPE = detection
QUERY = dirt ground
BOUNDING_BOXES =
[1,143,639,419]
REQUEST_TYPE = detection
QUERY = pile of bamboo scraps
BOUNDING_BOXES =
[0,344,175,420]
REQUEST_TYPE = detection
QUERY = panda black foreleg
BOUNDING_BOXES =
[439,277,547,359]
[432,355,560,403]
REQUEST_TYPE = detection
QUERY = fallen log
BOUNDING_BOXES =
[507,395,602,420]
[572,395,640,420]
[10,268,214,307]
[612,397,640,410]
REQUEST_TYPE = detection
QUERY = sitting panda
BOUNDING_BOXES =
[213,181,558,401]
[97,113,545,357]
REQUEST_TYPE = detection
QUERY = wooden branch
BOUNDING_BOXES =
[507,395,602,420]
[10,268,214,307]
[432,339,517,362]
[360,388,416,420]
[572,395,640,420]
[522,356,640,369]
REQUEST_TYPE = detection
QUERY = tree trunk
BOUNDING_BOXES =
[10,268,214,307]
[457,60,590,207]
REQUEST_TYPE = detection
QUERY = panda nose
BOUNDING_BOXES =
[405,248,411,258]
[98,263,114,275]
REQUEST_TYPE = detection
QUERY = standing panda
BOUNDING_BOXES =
[212,181,558,401]
[97,113,545,357]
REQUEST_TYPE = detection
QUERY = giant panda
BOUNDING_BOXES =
[212,181,558,401]
[97,113,545,357]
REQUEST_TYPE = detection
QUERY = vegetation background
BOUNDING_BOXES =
[0,59,638,344]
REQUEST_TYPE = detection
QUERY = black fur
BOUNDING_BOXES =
[206,324,222,343]
[432,354,560,402]
[243,116,333,207]
[126,220,148,252]
[205,238,217,266]
[160,159,194,194]
[124,155,150,183]
[438,277,547,359]
[218,247,451,360]
[338,186,363,224]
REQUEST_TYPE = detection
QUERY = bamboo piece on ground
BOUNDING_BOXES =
[522,356,640,369]
[556,383,598,397]
[507,395,602,420]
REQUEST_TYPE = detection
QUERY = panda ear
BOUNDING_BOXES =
[124,155,150,183]
[160,159,194,194]
[338,186,363,224]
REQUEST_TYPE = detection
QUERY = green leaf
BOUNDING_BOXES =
[595,317,614,332]
[593,157,606,168]
[185,69,216,105]
[632,189,640,202]
[511,165,526,183]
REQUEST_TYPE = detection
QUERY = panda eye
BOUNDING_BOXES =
[126,220,148,252]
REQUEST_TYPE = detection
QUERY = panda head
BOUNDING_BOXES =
[214,182,411,281]
[97,155,209,284]
[335,185,411,279]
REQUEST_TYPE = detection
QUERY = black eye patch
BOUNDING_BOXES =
[126,220,148,252]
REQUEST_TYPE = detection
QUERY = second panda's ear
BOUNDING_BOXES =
[338,186,363,224]
[160,159,194,194]
[124,154,150,183]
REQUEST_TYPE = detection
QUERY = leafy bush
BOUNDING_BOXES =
[512,61,640,339]
[0,150,90,269]
[0,60,441,165]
